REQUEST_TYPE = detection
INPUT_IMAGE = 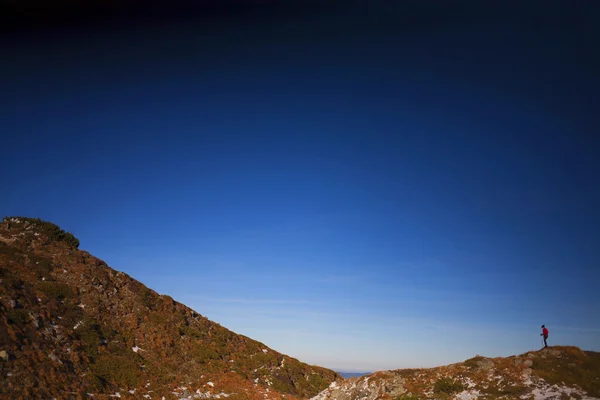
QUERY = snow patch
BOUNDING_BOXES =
[463,377,476,389]
[132,346,145,353]
[206,382,214,387]
[523,385,595,400]
[176,390,233,399]
[455,390,481,400]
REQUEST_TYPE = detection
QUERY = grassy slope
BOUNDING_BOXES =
[0,217,339,399]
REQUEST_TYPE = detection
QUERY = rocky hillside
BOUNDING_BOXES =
[0,217,340,400]
[312,346,600,400]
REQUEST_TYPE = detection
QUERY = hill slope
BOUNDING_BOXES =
[312,346,600,400]
[0,217,340,399]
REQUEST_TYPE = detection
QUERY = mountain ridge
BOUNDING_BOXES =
[312,346,600,400]
[2,216,598,400]
[0,216,340,399]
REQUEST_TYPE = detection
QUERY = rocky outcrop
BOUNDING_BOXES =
[312,347,600,400]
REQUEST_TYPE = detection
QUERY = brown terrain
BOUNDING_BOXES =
[312,347,600,400]
[2,216,599,400]
[0,217,340,400]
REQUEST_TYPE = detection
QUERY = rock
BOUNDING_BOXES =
[328,388,350,400]
[523,360,533,367]
[514,358,522,365]
[0,350,8,361]
[548,349,561,357]
[29,312,39,328]
[476,358,494,370]
[522,368,533,383]
[48,353,62,364]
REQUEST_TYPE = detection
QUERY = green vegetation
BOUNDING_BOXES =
[531,347,600,397]
[433,377,465,395]
[481,384,529,397]
[394,369,423,378]
[307,373,329,391]
[0,241,18,256]
[179,324,203,338]
[192,344,220,363]
[395,394,421,400]
[140,286,156,309]
[6,308,30,326]
[38,281,73,300]
[91,354,143,388]
[463,355,486,370]
[0,216,341,398]
[0,266,12,297]
[32,256,54,278]
[74,318,109,355]
[3,216,80,248]
[271,375,293,394]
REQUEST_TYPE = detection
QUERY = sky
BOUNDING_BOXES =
[1,1,599,372]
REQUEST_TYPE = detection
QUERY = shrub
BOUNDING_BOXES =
[32,257,54,279]
[91,354,143,388]
[193,345,220,363]
[307,373,328,391]
[38,281,73,300]
[7,309,30,326]
[433,377,465,394]
[463,355,486,370]
[75,319,106,355]
[179,325,203,338]
[532,349,600,397]
[396,394,421,400]
[140,287,156,309]
[3,216,80,248]
[0,241,18,256]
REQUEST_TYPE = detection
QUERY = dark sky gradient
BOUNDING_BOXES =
[2,1,599,369]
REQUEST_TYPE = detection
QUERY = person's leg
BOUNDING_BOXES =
[544,336,548,347]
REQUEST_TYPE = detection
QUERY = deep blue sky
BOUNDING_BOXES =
[2,2,599,371]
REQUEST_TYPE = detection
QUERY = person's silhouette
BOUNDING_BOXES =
[540,325,549,348]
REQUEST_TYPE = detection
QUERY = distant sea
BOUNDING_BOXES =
[337,371,371,378]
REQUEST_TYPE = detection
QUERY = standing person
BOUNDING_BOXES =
[540,325,549,348]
